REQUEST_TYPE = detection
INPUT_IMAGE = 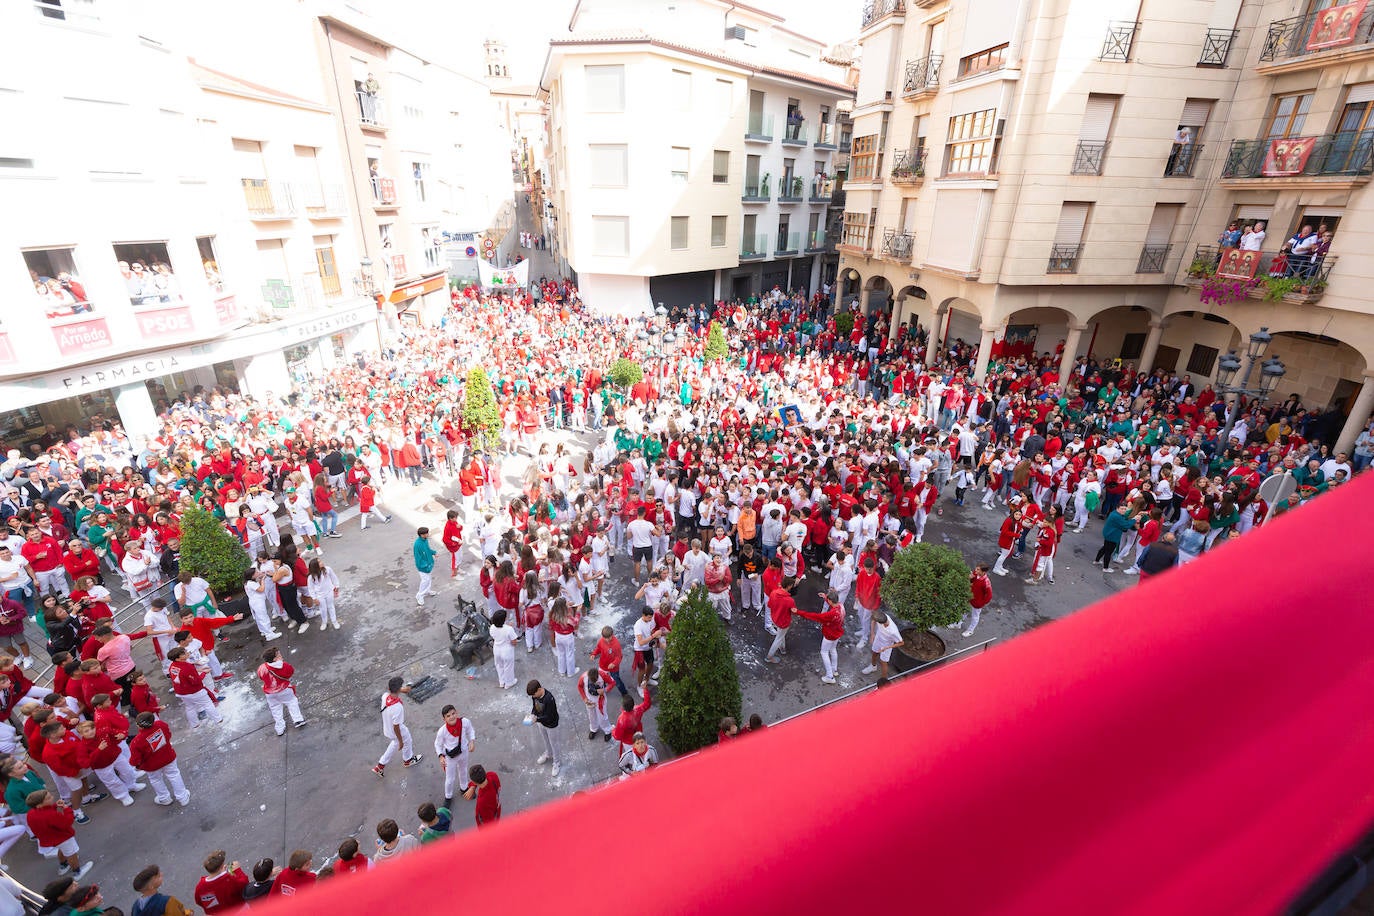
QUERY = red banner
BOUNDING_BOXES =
[1307,0,1368,50]
[214,295,239,326]
[1261,137,1316,177]
[135,305,194,338]
[1215,247,1262,281]
[52,317,113,356]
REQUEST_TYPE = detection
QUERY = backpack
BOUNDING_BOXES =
[133,893,170,916]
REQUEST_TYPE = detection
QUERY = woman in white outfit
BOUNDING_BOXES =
[488,608,518,689]
[307,558,341,630]
[519,571,545,652]
[548,597,580,678]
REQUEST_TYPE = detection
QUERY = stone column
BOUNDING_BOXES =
[1059,323,1087,386]
[113,383,159,442]
[1335,371,1374,455]
[975,324,999,382]
[1138,318,1168,375]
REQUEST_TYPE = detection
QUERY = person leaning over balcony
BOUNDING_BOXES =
[1167,126,1192,173]
[1217,222,1242,249]
[1239,221,1265,251]
[1285,225,1318,278]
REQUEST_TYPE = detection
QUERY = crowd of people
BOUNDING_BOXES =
[0,259,1365,910]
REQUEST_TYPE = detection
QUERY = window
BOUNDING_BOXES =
[1187,344,1219,375]
[1049,202,1091,273]
[585,65,626,112]
[671,146,689,182]
[713,150,730,183]
[112,241,181,306]
[711,215,727,247]
[588,144,628,187]
[315,238,342,297]
[782,157,796,193]
[1264,93,1313,139]
[73,99,140,177]
[851,135,878,180]
[256,239,293,310]
[1119,332,1146,361]
[197,236,225,294]
[1074,94,1118,174]
[671,216,689,249]
[842,211,870,249]
[943,108,999,175]
[671,69,692,111]
[23,247,93,322]
[421,227,442,271]
[412,161,428,202]
[592,216,629,256]
[1178,99,1214,142]
[957,43,1008,79]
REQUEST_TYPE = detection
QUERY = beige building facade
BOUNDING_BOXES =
[840,0,1374,453]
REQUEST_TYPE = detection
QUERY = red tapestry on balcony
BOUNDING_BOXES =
[1261,137,1316,176]
[990,324,1038,359]
[1306,0,1367,50]
[1216,247,1261,281]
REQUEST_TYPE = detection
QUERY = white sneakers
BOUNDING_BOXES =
[551,764,561,778]
[298,623,311,634]
[860,664,877,675]
[821,676,836,685]
[119,796,134,807]
[264,631,282,641]
[536,753,550,765]
[962,628,976,637]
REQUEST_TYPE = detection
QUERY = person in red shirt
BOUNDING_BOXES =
[129,669,165,716]
[792,588,846,684]
[462,765,501,827]
[612,688,652,760]
[21,526,68,597]
[167,647,223,729]
[73,718,141,806]
[271,850,318,897]
[24,789,91,879]
[195,850,249,913]
[333,838,370,876]
[1124,506,1164,575]
[39,721,100,816]
[953,563,995,637]
[60,541,99,587]
[764,576,797,664]
[590,626,628,696]
[357,475,392,530]
[128,711,191,806]
[854,558,883,652]
[442,510,463,577]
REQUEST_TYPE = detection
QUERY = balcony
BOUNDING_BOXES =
[782,120,809,146]
[809,176,835,203]
[902,55,943,98]
[776,232,801,255]
[815,123,838,150]
[1198,28,1239,67]
[241,179,296,219]
[890,147,927,184]
[1100,21,1139,62]
[838,229,873,258]
[356,90,387,129]
[778,178,804,202]
[741,234,769,260]
[805,231,828,253]
[1219,131,1374,186]
[372,176,399,206]
[301,182,348,219]
[861,0,904,29]
[1047,245,1083,274]
[745,113,774,143]
[1136,244,1172,274]
[1164,143,1204,178]
[1071,141,1107,175]
[1186,244,1338,303]
[1259,6,1374,70]
[880,229,915,262]
[742,181,770,202]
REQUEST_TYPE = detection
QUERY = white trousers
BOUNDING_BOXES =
[179,690,223,728]
[315,594,339,627]
[585,697,611,735]
[554,632,577,676]
[524,622,544,651]
[855,606,873,649]
[34,568,68,597]
[739,577,761,611]
[92,755,141,801]
[493,647,516,688]
[708,591,733,620]
[265,691,304,734]
[248,600,276,637]
[416,572,434,603]
[379,725,413,765]
[442,752,469,799]
[146,760,189,804]
[536,722,562,765]
[820,637,839,678]
[767,625,789,659]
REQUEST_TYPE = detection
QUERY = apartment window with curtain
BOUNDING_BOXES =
[944,108,998,175]
[842,211,870,249]
[588,144,628,187]
[711,215,727,247]
[314,237,342,297]
[671,216,688,249]
[851,135,877,180]
[671,146,689,182]
[713,150,729,182]
[592,216,629,256]
[1048,201,1091,273]
[957,43,1008,79]
[1264,93,1313,139]
[1073,94,1118,175]
[585,65,626,112]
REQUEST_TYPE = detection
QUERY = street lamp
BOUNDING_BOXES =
[1216,326,1286,456]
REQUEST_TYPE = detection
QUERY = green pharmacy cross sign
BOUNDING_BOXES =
[262,280,295,309]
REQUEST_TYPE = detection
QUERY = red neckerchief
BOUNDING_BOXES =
[383,694,403,709]
[445,718,463,737]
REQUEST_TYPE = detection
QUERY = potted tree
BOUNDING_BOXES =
[178,505,251,600]
[879,542,973,662]
[608,357,644,390]
[657,587,742,753]
[461,366,503,452]
[703,321,728,362]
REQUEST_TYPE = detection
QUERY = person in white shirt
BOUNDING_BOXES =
[121,541,159,612]
[244,488,281,548]
[680,541,709,590]
[1239,221,1266,251]
[826,548,855,609]
[708,526,733,564]
[783,513,808,552]
[243,569,281,640]
[625,507,660,584]
[861,610,904,679]
[433,704,475,806]
[373,676,422,777]
[307,559,342,630]
[1320,453,1353,481]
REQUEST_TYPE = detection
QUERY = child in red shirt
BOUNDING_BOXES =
[462,765,502,827]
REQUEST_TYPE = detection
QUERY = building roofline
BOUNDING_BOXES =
[188,59,332,113]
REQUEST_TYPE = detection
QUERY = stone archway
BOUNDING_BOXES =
[893,285,928,342]
[838,267,862,309]
[863,275,893,318]
[1265,329,1372,452]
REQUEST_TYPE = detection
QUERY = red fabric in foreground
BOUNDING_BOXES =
[263,474,1374,915]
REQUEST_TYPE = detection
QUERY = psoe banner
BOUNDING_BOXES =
[478,259,529,290]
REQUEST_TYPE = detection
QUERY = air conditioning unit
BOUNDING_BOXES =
[725,25,746,40]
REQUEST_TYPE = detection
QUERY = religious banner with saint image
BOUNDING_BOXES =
[1261,137,1317,177]
[1215,247,1261,281]
[1306,0,1368,51]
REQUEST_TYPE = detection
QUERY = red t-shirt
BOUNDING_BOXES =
[471,773,502,825]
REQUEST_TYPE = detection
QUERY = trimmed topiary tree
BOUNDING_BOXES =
[703,321,728,361]
[657,586,742,754]
[608,357,644,389]
[178,505,251,597]
[462,366,503,452]
[880,542,972,632]
[834,310,855,338]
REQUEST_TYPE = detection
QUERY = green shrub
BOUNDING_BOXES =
[657,586,742,754]
[461,367,502,452]
[608,357,644,388]
[703,321,728,361]
[834,310,855,337]
[879,543,972,631]
[178,505,251,597]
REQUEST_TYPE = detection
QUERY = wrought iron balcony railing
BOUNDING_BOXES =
[1047,244,1083,274]
[902,55,943,96]
[1220,131,1374,179]
[890,146,927,182]
[1165,143,1205,177]
[881,229,915,261]
[861,0,904,28]
[1136,244,1171,274]
[1072,141,1108,175]
[1198,28,1239,66]
[1100,21,1139,61]
[1260,7,1374,63]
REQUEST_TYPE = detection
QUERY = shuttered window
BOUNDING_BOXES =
[1234,205,1272,221]
[1179,99,1213,139]
[1054,202,1091,246]
[1145,204,1181,245]
[588,144,628,187]
[1346,83,1374,104]
[927,189,983,269]
[1080,95,1118,143]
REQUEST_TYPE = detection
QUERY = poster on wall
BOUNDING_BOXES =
[478,259,529,290]
[1216,246,1262,281]
[1262,137,1317,176]
[1306,0,1368,50]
